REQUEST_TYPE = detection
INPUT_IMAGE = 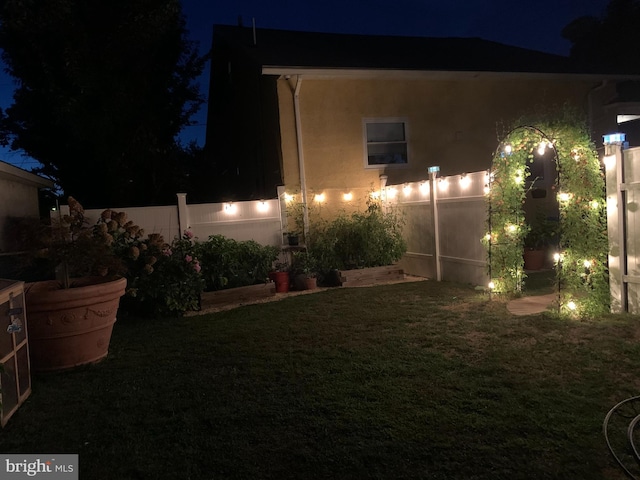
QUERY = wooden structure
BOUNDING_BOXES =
[0,279,31,427]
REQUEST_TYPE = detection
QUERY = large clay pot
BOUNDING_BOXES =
[25,276,127,372]
[523,248,546,271]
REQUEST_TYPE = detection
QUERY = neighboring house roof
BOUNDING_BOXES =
[0,161,54,189]
[213,25,637,78]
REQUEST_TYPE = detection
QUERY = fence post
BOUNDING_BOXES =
[176,193,189,237]
[604,142,626,313]
[429,167,442,281]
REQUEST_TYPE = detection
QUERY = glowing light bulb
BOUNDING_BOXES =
[284,193,295,203]
[484,185,490,195]
[314,193,325,202]
[553,252,561,262]
[558,192,571,202]
[386,187,397,199]
[419,182,429,195]
[438,177,449,191]
[514,169,523,184]
[403,184,412,197]
[459,174,471,189]
[504,144,512,154]
[583,260,592,269]
[507,224,517,233]
[343,192,353,201]
[590,200,599,209]
[257,201,269,212]
[537,141,546,156]
[370,191,381,200]
[567,301,577,311]
[488,281,495,290]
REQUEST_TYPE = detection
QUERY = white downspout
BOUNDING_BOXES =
[293,75,310,239]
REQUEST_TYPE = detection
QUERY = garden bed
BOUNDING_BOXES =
[338,265,405,287]
[196,283,276,313]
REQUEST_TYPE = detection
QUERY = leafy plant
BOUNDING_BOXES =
[193,235,280,291]
[524,210,558,250]
[120,229,204,317]
[290,251,317,278]
[486,108,608,317]
[309,199,406,279]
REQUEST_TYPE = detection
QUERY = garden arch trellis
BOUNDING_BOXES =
[485,121,609,317]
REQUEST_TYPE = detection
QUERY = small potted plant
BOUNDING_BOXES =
[291,251,318,290]
[272,262,290,293]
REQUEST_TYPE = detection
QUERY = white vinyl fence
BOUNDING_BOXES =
[605,142,640,313]
[388,170,489,287]
[54,194,285,247]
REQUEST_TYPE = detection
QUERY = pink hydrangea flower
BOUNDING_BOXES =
[162,248,172,256]
[185,254,193,263]
[183,229,194,239]
[193,261,201,273]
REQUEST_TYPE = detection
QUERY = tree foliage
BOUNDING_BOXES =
[0,0,207,207]
[562,0,640,73]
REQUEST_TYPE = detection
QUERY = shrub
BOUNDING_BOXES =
[309,200,406,277]
[112,227,204,318]
[193,235,280,291]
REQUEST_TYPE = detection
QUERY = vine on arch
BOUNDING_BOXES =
[485,117,608,318]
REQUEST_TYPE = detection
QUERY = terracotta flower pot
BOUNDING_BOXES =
[523,248,546,271]
[25,276,127,373]
[304,277,317,290]
[273,271,290,293]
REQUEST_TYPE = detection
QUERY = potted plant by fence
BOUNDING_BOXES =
[271,262,290,293]
[290,251,318,290]
[19,197,128,372]
[523,211,557,271]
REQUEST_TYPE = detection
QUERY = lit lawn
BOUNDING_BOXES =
[1,280,639,479]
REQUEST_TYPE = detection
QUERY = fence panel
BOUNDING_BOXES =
[606,144,640,313]
[393,170,489,286]
[56,197,283,247]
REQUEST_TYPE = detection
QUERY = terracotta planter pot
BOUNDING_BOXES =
[273,271,290,293]
[304,277,317,290]
[25,276,127,373]
[523,248,546,271]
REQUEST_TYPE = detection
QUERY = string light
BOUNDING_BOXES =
[459,174,471,189]
[224,202,237,214]
[558,192,571,202]
[284,193,295,203]
[343,192,353,201]
[314,193,326,203]
[567,301,577,311]
[419,181,429,195]
[583,260,592,269]
[438,177,449,191]
[257,201,269,212]
[504,144,512,154]
[386,187,397,199]
[403,184,412,197]
[537,141,547,156]
[488,281,495,290]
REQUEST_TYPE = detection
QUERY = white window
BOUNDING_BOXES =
[363,118,408,168]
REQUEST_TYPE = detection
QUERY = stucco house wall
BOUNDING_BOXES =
[277,74,599,214]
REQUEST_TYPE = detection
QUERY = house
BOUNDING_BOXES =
[0,161,54,252]
[205,25,638,225]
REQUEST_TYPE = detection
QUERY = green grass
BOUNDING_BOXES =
[1,281,639,479]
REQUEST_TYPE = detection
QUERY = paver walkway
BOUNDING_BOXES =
[506,293,557,316]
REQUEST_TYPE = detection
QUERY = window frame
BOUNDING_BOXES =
[362,117,409,169]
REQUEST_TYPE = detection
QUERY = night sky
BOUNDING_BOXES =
[0,0,612,170]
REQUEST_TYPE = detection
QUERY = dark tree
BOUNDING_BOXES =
[0,0,207,207]
[562,0,640,73]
